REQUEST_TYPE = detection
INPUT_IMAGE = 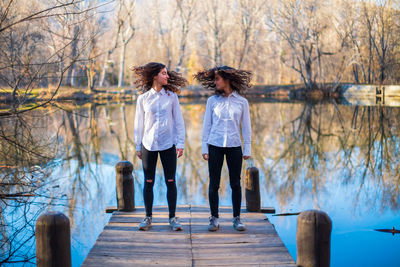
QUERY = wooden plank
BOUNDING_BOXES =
[82,205,296,267]
[192,242,288,249]
[193,255,295,266]
[87,250,192,257]
[91,240,191,249]
[192,250,294,259]
[83,257,192,266]
[193,258,295,266]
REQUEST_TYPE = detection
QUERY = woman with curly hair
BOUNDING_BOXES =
[194,66,252,232]
[132,62,187,231]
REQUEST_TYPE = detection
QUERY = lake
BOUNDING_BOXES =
[1,98,399,266]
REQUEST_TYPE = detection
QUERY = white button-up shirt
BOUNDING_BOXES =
[134,88,185,151]
[202,91,252,156]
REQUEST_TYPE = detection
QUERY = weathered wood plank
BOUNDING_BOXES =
[193,257,295,266]
[90,240,191,249]
[87,250,192,257]
[81,205,295,267]
[83,257,192,266]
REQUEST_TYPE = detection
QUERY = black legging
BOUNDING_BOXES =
[208,144,243,218]
[142,145,177,218]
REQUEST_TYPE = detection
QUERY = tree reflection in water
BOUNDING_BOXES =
[0,100,399,265]
[250,101,400,211]
[1,112,60,265]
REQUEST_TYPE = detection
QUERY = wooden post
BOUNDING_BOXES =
[116,160,135,211]
[245,167,261,212]
[296,210,332,267]
[376,86,385,104]
[35,211,71,267]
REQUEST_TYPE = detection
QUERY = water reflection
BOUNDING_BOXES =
[1,100,399,266]
[253,103,400,210]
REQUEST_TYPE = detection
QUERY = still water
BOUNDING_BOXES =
[1,99,399,266]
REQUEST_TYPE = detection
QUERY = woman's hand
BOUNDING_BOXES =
[202,153,209,160]
[136,151,142,159]
[243,155,250,160]
[176,148,184,158]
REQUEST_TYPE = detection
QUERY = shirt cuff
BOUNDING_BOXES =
[243,144,251,157]
[176,143,185,149]
[135,144,142,151]
[202,142,209,154]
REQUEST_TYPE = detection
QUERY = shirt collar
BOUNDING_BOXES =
[231,91,239,97]
[223,91,239,98]
[150,87,166,95]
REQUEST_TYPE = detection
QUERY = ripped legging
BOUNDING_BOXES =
[141,145,177,218]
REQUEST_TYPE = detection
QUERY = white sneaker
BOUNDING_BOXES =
[169,217,182,231]
[208,216,220,231]
[233,216,245,231]
[139,216,152,231]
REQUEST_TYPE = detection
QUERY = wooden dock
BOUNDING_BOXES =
[82,205,296,266]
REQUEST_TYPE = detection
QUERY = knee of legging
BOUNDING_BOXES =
[209,185,219,194]
[166,178,176,187]
[144,179,154,188]
[230,182,241,191]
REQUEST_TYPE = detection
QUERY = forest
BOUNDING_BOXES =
[1,0,399,97]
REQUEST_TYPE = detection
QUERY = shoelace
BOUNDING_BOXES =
[209,216,218,224]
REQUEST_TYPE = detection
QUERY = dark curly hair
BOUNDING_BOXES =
[131,62,187,93]
[194,66,252,95]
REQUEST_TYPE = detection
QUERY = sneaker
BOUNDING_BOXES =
[169,217,182,231]
[233,216,246,231]
[139,216,152,231]
[208,216,219,231]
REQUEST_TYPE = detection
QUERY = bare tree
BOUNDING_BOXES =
[175,0,197,72]
[200,0,232,66]
[98,14,122,87]
[0,0,113,115]
[336,0,400,84]
[266,0,337,90]
[371,1,399,84]
[234,0,266,69]
[116,0,136,88]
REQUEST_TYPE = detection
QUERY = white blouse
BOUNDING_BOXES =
[202,91,252,156]
[134,88,185,151]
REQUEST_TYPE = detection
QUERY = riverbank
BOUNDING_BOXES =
[0,84,318,104]
[1,84,399,105]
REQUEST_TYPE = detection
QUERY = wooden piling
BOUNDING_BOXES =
[35,211,71,267]
[296,210,332,267]
[245,167,261,212]
[115,160,135,211]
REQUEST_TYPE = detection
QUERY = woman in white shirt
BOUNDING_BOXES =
[195,66,252,232]
[132,62,187,231]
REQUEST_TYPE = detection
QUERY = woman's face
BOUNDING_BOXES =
[214,73,229,91]
[154,68,169,85]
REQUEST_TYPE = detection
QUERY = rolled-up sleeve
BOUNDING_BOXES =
[241,99,252,156]
[173,94,185,149]
[201,97,213,154]
[134,96,144,151]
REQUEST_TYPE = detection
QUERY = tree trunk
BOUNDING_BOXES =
[99,51,112,87]
[118,43,126,88]
[66,25,79,87]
